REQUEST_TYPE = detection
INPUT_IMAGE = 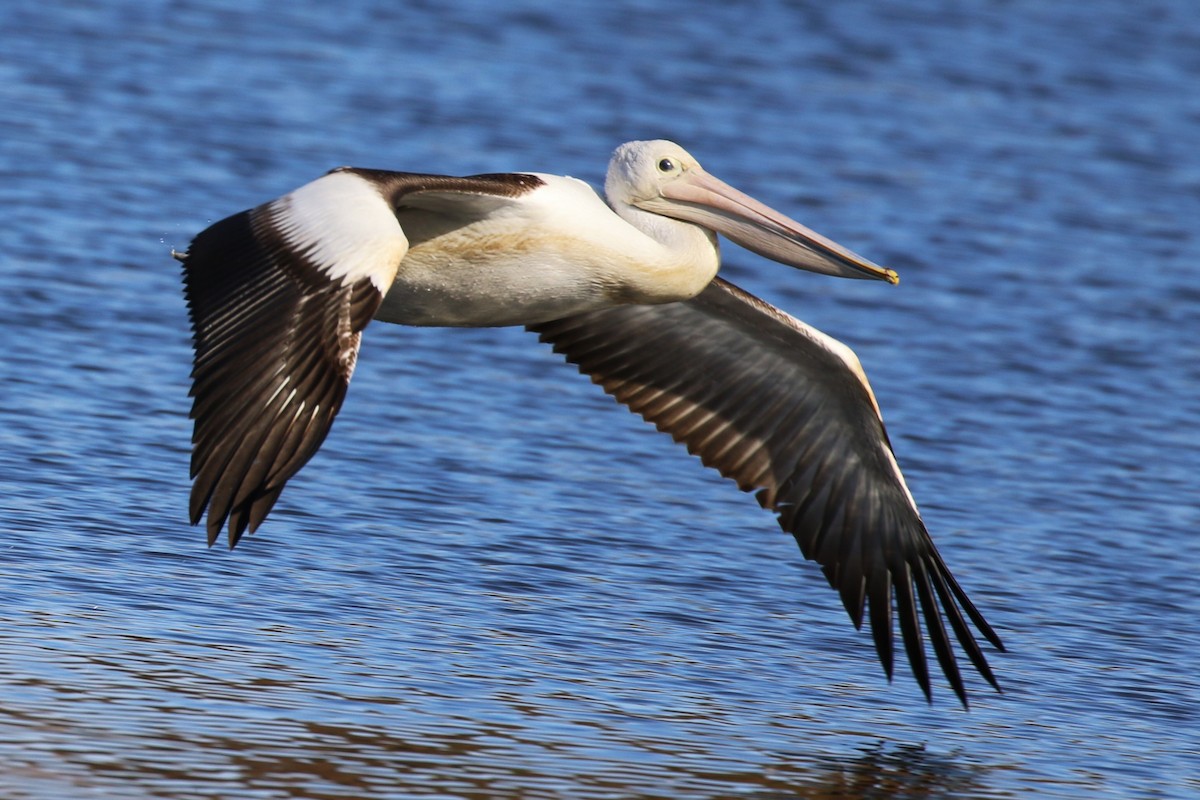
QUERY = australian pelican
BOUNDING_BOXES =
[176,140,1003,705]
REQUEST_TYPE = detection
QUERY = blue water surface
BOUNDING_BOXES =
[1,1,1197,798]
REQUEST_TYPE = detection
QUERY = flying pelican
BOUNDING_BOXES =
[177,140,1003,705]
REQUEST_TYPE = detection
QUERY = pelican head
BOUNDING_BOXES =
[606,140,898,284]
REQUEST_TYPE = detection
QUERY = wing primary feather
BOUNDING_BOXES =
[893,562,931,701]
[928,559,1004,691]
[914,560,966,706]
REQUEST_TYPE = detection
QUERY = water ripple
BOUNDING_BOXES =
[2,0,1198,797]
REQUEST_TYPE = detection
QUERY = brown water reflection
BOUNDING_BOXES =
[2,700,1001,799]
[0,608,1010,799]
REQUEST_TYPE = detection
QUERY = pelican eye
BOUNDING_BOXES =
[657,157,677,173]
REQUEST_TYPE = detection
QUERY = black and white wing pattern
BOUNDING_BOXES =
[180,168,550,547]
[180,170,408,546]
[529,277,1003,705]
[181,168,550,546]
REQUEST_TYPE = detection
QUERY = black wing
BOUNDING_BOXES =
[529,277,1003,705]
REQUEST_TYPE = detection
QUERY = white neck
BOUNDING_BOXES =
[608,201,721,303]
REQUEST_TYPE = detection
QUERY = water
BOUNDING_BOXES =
[2,0,1198,797]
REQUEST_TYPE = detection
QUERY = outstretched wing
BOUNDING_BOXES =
[529,277,1003,705]
[180,170,407,546]
[180,168,548,547]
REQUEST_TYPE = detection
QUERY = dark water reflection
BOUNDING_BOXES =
[7,640,1001,800]
[0,571,1137,799]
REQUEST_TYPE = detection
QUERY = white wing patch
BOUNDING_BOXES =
[268,171,408,292]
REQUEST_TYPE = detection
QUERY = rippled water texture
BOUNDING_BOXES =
[2,1,1197,797]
